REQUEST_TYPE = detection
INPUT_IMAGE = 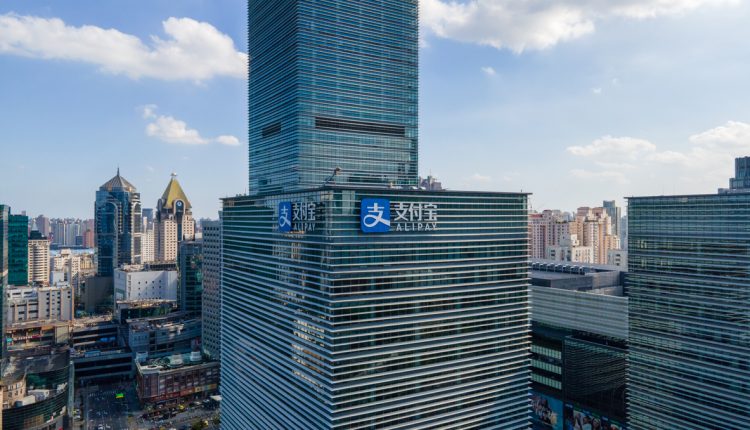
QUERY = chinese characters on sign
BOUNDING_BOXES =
[278,201,317,233]
[361,199,439,233]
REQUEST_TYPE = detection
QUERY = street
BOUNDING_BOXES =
[75,381,219,430]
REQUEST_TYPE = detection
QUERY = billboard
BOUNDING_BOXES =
[532,391,563,430]
[563,403,627,430]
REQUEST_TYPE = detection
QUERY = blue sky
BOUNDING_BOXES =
[2,0,750,219]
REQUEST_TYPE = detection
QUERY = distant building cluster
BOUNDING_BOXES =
[530,203,626,266]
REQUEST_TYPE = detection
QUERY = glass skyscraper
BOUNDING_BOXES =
[178,241,203,316]
[248,0,418,195]
[628,162,750,428]
[8,213,29,286]
[0,204,9,365]
[223,1,531,428]
[95,169,142,276]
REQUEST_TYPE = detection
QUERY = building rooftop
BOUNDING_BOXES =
[137,351,215,373]
[3,348,71,383]
[100,168,137,192]
[160,174,191,209]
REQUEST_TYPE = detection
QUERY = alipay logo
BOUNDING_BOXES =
[361,198,391,233]
[278,202,292,232]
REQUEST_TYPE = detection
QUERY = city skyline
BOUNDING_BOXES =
[4,1,750,219]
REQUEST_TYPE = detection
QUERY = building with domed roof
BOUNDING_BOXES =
[154,174,194,262]
[94,169,143,276]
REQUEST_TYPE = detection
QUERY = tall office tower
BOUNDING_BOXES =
[35,214,50,237]
[95,169,143,276]
[27,230,50,285]
[1,204,9,364]
[628,157,750,429]
[201,219,221,360]
[155,174,195,262]
[178,241,202,315]
[602,200,622,237]
[222,2,530,428]
[248,0,418,195]
[8,213,29,285]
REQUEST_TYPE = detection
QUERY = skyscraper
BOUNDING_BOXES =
[201,219,221,360]
[248,0,418,195]
[155,174,195,261]
[628,157,750,428]
[8,213,29,285]
[95,169,142,276]
[602,200,622,237]
[27,230,50,285]
[222,2,530,428]
[178,240,202,316]
[1,204,9,363]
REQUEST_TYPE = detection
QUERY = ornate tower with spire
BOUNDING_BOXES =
[154,173,194,261]
[95,168,142,276]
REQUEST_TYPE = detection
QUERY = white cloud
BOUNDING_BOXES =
[481,66,496,76]
[592,87,602,95]
[567,136,656,160]
[141,105,241,146]
[215,135,241,146]
[147,115,208,145]
[0,14,247,81]
[567,121,750,187]
[421,0,738,52]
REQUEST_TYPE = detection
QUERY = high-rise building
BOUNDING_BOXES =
[1,204,9,363]
[247,0,418,195]
[222,2,530,428]
[155,174,194,262]
[602,200,622,237]
[27,231,50,285]
[8,214,29,286]
[141,228,155,263]
[178,241,202,316]
[530,207,619,265]
[627,157,750,428]
[35,215,50,237]
[201,219,221,360]
[95,169,143,276]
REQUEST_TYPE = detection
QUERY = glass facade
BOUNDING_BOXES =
[95,171,142,276]
[248,0,419,194]
[0,204,8,364]
[8,213,28,286]
[222,188,530,429]
[628,193,750,428]
[178,241,203,316]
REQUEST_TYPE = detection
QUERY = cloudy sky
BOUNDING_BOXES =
[2,0,750,218]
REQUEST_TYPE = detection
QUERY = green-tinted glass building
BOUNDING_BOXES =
[248,0,418,195]
[628,159,750,428]
[8,213,29,286]
[178,241,203,316]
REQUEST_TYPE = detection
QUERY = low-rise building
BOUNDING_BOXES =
[136,352,219,410]
[530,260,628,430]
[114,264,178,302]
[125,313,200,358]
[6,320,70,353]
[2,348,72,430]
[6,282,74,323]
[114,299,176,323]
[70,316,118,352]
[71,348,134,386]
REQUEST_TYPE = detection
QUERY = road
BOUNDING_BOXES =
[76,380,219,430]
[84,383,137,430]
